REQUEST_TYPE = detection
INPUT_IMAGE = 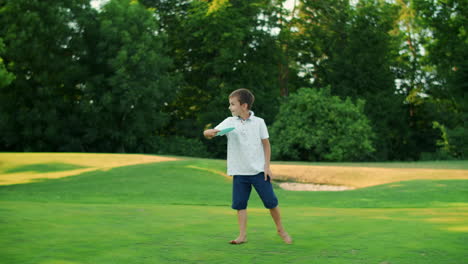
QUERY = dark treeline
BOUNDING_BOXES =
[0,0,466,161]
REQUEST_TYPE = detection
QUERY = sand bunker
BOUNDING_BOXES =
[279,182,354,191]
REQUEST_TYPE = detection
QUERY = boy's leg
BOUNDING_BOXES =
[231,176,251,244]
[252,173,292,244]
[269,207,292,244]
[232,209,248,243]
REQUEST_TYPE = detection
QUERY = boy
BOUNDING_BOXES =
[203,88,292,245]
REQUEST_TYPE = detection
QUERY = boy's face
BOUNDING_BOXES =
[229,96,248,117]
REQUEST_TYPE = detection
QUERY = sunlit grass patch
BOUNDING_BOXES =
[445,226,468,232]
[0,153,179,185]
[271,164,468,188]
[5,162,88,173]
[272,160,468,170]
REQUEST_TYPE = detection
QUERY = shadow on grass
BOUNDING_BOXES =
[4,162,89,173]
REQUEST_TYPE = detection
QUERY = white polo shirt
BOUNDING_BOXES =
[215,111,269,176]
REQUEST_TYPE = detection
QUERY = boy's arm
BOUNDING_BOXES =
[203,129,220,139]
[262,138,272,181]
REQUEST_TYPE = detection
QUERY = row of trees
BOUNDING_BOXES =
[0,0,466,161]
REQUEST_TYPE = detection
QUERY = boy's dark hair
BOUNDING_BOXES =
[230,88,255,110]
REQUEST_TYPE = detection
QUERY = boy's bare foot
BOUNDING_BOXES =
[229,239,247,244]
[229,236,247,244]
[278,231,292,244]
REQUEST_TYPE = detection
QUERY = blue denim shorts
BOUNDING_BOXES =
[232,172,279,210]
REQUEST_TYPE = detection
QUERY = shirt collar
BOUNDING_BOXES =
[238,111,254,121]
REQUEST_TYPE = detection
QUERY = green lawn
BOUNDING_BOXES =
[1,156,467,264]
[272,160,468,170]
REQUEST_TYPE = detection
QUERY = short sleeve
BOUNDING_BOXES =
[259,119,269,139]
[214,117,233,136]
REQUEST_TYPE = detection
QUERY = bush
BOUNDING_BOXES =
[448,125,468,159]
[270,87,375,161]
[149,136,210,158]
[419,150,456,161]
[429,115,468,160]
[446,112,468,159]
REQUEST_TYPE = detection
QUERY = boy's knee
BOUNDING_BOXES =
[263,198,278,209]
[232,201,248,210]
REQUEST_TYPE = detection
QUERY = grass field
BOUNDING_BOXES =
[1,153,467,264]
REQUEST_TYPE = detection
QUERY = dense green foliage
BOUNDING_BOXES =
[290,0,410,160]
[80,0,176,153]
[0,38,14,88]
[0,0,93,151]
[1,157,468,263]
[0,0,466,160]
[271,88,375,161]
[413,0,468,159]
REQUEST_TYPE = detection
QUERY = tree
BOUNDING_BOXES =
[291,0,412,160]
[271,87,375,161]
[388,0,443,160]
[0,38,14,89]
[0,0,93,151]
[141,0,285,158]
[81,0,176,153]
[413,0,468,159]
[0,37,16,150]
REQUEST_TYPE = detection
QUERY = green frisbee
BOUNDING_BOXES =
[216,127,235,136]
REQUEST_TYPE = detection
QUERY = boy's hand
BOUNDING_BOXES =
[203,129,220,139]
[264,166,273,181]
[261,139,272,181]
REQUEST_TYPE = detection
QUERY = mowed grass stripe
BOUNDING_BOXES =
[1,202,467,264]
[1,159,468,208]
[0,160,233,206]
[1,154,468,264]
[1,153,467,188]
